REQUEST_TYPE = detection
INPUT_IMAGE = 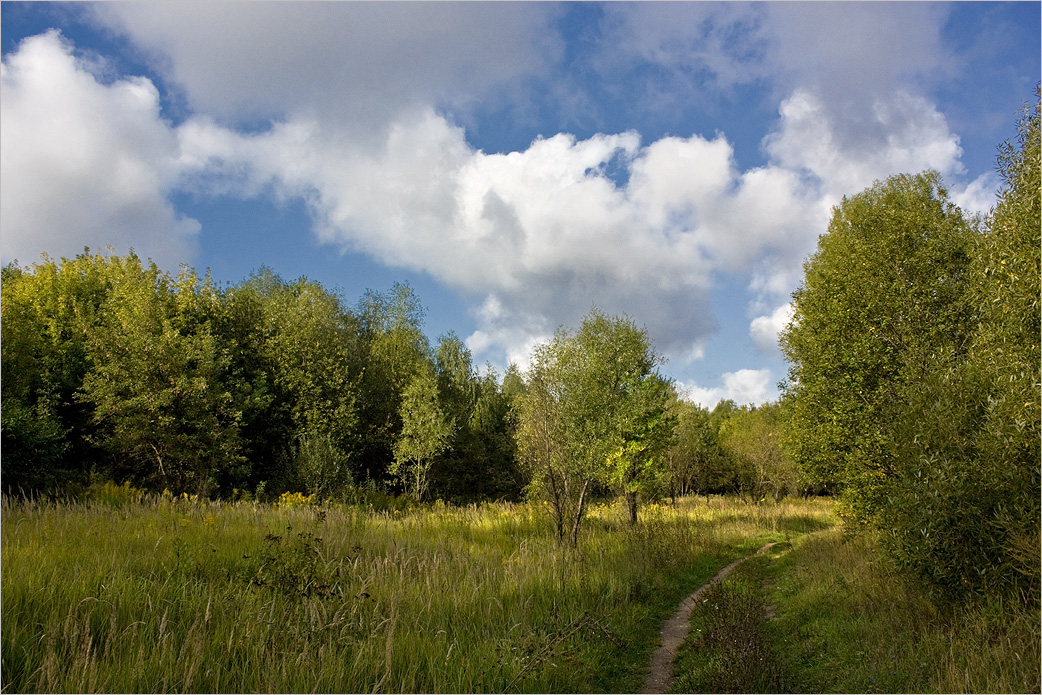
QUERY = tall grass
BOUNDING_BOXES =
[1,492,834,693]
[672,525,1041,693]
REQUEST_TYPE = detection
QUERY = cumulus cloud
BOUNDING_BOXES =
[678,369,775,409]
[175,107,839,364]
[1,6,996,401]
[0,31,199,269]
[764,89,964,202]
[89,2,561,134]
[951,172,1001,217]
[750,304,794,355]
[172,84,974,374]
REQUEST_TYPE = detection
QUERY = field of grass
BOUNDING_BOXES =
[671,527,1041,694]
[1,489,834,693]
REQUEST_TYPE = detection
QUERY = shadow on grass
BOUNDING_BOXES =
[775,514,833,535]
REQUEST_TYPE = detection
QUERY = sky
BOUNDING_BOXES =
[2,2,1039,407]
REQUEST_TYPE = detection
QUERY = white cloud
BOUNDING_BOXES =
[90,3,561,133]
[951,172,1001,217]
[1,11,992,385]
[0,31,199,269]
[169,76,977,371]
[678,369,775,409]
[764,89,964,203]
[175,109,836,365]
[750,304,794,355]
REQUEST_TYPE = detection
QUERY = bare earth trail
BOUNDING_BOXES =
[640,542,778,694]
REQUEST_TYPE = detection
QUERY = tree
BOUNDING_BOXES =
[516,309,672,544]
[515,334,575,543]
[780,171,975,526]
[355,283,431,483]
[884,92,1041,600]
[392,367,453,501]
[718,404,797,502]
[663,398,719,500]
[256,276,361,493]
[1,250,119,493]
[604,373,676,524]
[79,257,243,495]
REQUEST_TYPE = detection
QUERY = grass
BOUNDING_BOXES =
[671,527,1042,693]
[1,492,834,693]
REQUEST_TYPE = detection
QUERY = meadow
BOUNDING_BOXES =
[1,488,832,693]
[671,526,1041,694]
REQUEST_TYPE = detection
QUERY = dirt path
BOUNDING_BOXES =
[639,542,777,694]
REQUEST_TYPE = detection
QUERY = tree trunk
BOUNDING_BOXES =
[569,480,590,548]
[626,489,639,525]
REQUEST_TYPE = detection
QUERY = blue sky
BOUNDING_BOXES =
[2,2,1039,406]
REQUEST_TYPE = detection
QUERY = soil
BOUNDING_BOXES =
[639,542,777,694]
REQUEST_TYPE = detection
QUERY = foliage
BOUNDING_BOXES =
[883,92,1041,601]
[0,251,118,491]
[1,256,518,504]
[780,92,1040,604]
[0,400,69,495]
[516,309,672,545]
[295,432,352,500]
[717,403,798,502]
[780,171,975,522]
[354,283,432,482]
[391,366,453,501]
[662,398,719,499]
[78,258,244,496]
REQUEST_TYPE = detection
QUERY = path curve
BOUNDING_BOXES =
[640,542,777,694]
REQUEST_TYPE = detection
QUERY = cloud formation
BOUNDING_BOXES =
[0,31,199,269]
[750,303,794,355]
[678,369,775,409]
[90,3,561,134]
[2,3,1010,401]
[175,107,836,364]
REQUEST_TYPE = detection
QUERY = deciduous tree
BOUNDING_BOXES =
[780,171,975,525]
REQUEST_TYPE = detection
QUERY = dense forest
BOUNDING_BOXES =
[0,252,792,509]
[2,93,1038,607]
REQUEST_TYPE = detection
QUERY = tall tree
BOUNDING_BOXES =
[780,171,975,526]
[663,398,719,500]
[718,404,797,502]
[79,257,243,495]
[885,93,1041,600]
[355,283,431,482]
[515,335,573,542]
[1,250,118,493]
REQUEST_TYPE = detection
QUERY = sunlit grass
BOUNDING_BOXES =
[1,493,835,693]
[672,525,1041,693]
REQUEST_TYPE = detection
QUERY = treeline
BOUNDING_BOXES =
[1,256,795,509]
[781,93,1040,604]
[1,264,521,502]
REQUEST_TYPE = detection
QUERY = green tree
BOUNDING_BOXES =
[780,171,975,526]
[718,404,797,502]
[392,367,453,501]
[79,257,243,495]
[355,283,432,483]
[0,250,119,492]
[885,92,1041,600]
[516,309,671,544]
[663,398,719,500]
[259,276,360,492]
[604,373,676,524]
[515,334,575,542]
